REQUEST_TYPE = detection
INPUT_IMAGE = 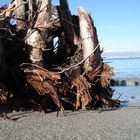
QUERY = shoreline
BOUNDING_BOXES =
[0,104,140,140]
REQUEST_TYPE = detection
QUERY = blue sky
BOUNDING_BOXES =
[1,0,140,51]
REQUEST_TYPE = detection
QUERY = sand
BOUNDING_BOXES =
[0,104,140,140]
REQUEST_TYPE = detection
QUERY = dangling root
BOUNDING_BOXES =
[71,76,92,110]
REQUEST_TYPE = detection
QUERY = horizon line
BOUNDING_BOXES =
[103,50,140,53]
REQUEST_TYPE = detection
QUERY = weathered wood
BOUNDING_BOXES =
[0,0,120,112]
[14,0,26,30]
[72,76,92,110]
[26,0,51,67]
[78,7,103,80]
[78,7,95,70]
[34,0,51,29]
[48,6,61,32]
[59,0,78,45]
[22,64,64,113]
[92,27,102,70]
[28,0,36,27]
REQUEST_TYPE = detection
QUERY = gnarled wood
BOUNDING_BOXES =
[0,0,121,113]
[72,76,92,110]
[60,0,78,46]
[14,0,26,30]
[78,7,96,70]
[22,64,64,113]
[26,0,51,66]
[28,0,36,27]
[78,7,103,81]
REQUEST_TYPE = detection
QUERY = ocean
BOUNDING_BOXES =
[113,86,140,104]
[102,51,140,104]
[105,58,140,78]
[102,51,140,78]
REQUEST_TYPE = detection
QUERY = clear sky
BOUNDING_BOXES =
[1,0,140,51]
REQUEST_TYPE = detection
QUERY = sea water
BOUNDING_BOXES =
[102,52,140,103]
[104,58,140,78]
[113,86,140,104]
[109,58,140,104]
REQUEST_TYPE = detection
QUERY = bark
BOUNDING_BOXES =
[78,7,95,70]
[48,6,61,32]
[92,27,102,70]
[59,0,78,46]
[72,76,92,110]
[14,0,26,30]
[78,7,103,79]
[22,64,64,113]
[26,0,51,67]
[28,0,36,27]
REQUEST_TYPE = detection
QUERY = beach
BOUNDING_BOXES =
[0,103,140,140]
[0,85,140,140]
[1,54,140,140]
[1,84,140,140]
[0,0,140,139]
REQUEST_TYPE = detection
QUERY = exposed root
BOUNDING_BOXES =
[71,76,92,110]
[100,63,113,87]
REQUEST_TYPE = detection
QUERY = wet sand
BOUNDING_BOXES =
[0,104,140,140]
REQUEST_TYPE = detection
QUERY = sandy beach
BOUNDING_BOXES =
[0,0,140,140]
[0,103,140,140]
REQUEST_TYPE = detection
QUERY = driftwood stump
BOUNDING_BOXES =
[0,0,120,113]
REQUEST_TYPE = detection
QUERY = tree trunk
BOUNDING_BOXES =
[59,0,78,46]
[25,0,51,67]
[28,0,36,28]
[78,7,95,70]
[14,0,26,30]
[78,7,102,76]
